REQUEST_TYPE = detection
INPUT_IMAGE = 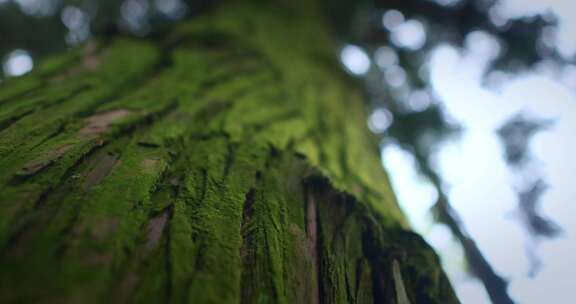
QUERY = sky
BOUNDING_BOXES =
[376,0,576,303]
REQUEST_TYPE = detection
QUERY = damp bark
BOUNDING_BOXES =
[0,0,459,303]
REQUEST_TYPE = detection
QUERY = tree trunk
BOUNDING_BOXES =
[0,1,458,303]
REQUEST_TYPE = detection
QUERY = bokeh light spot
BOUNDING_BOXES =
[368,108,394,133]
[391,19,427,50]
[340,45,371,76]
[3,49,33,77]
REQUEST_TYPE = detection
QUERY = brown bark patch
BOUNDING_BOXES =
[115,272,139,304]
[16,144,73,176]
[288,222,318,303]
[92,218,120,240]
[79,109,132,137]
[240,188,256,260]
[51,43,101,83]
[82,41,101,70]
[305,192,320,304]
[141,158,161,174]
[73,217,120,240]
[392,259,411,304]
[306,193,318,261]
[83,152,120,191]
[146,208,171,251]
[84,251,114,265]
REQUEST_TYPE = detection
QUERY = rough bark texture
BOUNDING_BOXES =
[0,1,459,303]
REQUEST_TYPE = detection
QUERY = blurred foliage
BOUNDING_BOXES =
[0,0,215,71]
[497,113,552,166]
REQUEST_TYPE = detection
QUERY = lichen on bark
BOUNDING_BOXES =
[0,0,459,303]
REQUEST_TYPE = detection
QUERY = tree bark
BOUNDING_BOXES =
[0,1,459,303]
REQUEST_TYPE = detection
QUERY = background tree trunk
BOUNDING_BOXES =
[0,0,458,303]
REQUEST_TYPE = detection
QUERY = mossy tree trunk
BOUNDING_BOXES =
[0,0,458,303]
